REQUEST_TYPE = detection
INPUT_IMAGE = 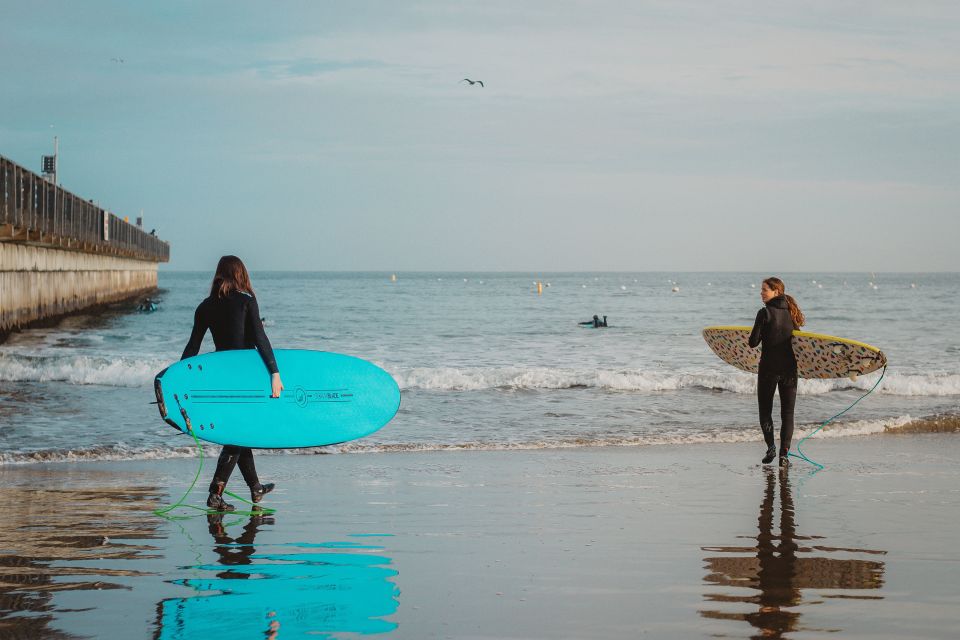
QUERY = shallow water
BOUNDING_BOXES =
[1,439,958,639]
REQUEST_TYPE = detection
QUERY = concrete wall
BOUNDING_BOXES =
[0,242,158,334]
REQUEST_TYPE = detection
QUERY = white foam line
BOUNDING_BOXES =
[0,415,922,465]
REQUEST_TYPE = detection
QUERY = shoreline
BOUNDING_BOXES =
[1,410,957,466]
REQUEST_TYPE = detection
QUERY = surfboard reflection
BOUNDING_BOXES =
[700,467,886,638]
[156,513,400,639]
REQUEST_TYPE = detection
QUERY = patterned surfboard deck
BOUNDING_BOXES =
[702,326,887,379]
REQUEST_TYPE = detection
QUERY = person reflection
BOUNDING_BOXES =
[156,512,399,640]
[701,467,886,639]
[206,510,274,579]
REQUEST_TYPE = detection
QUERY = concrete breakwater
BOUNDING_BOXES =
[1,153,169,338]
[0,243,158,337]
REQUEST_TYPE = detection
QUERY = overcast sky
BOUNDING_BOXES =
[2,1,958,271]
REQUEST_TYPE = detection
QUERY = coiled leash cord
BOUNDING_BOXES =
[154,425,275,519]
[789,366,887,469]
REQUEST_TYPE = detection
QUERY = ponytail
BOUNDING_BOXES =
[784,293,805,329]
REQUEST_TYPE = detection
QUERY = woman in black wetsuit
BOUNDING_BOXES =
[181,256,284,511]
[749,277,805,466]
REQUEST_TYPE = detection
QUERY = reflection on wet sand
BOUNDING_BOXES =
[701,467,886,638]
[156,513,400,639]
[0,477,164,639]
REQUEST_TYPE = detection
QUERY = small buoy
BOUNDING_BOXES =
[671,286,680,293]
[872,285,879,290]
[464,278,468,282]
[390,274,397,282]
[620,285,627,291]
[818,284,823,289]
[751,283,756,288]
[707,282,712,286]
[911,283,916,288]
[812,280,817,284]
[545,282,551,287]
[582,284,587,288]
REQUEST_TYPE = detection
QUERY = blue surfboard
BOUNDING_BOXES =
[157,551,399,639]
[154,349,400,448]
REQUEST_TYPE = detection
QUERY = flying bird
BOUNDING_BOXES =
[460,78,484,87]
[111,57,124,63]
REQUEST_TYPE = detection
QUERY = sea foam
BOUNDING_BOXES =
[1,352,958,397]
[2,414,951,465]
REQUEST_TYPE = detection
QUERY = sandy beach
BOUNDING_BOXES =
[1,432,957,639]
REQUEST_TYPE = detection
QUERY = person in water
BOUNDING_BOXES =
[578,315,608,328]
[181,255,284,511]
[749,277,805,466]
[579,315,601,327]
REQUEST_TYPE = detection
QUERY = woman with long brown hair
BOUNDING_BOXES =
[181,256,284,511]
[748,277,805,466]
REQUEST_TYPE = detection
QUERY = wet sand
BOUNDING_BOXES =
[1,434,958,639]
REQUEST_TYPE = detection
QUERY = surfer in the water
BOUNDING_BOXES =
[749,277,805,466]
[579,315,608,328]
[181,255,284,511]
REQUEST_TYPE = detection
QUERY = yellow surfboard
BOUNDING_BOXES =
[702,326,887,380]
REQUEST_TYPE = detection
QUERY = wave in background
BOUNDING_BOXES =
[3,352,958,397]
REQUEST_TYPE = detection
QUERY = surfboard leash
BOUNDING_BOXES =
[154,421,275,519]
[789,365,887,469]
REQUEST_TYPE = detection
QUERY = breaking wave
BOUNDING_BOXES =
[391,366,960,397]
[0,353,169,387]
[1,353,958,397]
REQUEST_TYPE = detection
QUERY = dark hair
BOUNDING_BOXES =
[210,255,254,299]
[763,277,805,328]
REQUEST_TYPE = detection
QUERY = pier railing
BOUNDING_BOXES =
[0,154,169,262]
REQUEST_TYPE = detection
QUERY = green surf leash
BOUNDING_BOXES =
[154,426,275,519]
[788,365,887,469]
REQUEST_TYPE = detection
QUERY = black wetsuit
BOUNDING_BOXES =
[749,296,798,453]
[181,290,278,493]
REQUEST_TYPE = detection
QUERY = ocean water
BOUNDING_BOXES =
[0,271,958,464]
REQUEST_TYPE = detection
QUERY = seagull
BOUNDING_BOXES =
[460,78,484,87]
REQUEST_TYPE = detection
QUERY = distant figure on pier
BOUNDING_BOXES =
[150,229,157,236]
